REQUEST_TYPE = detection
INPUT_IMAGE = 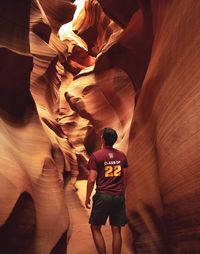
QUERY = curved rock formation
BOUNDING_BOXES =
[0,1,73,253]
[123,1,200,254]
[0,0,199,253]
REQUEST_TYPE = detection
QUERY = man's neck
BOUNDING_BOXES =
[103,144,113,148]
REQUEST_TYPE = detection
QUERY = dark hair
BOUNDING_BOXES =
[102,128,118,146]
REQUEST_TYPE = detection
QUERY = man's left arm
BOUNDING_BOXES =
[122,168,128,193]
[122,154,128,193]
[85,169,97,209]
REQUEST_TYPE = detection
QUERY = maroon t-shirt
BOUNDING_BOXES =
[87,146,128,195]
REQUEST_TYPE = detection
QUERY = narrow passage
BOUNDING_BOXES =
[65,180,113,254]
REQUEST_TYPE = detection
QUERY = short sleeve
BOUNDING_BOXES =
[87,154,98,171]
[122,154,128,168]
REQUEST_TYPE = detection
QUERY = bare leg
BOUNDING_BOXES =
[111,226,122,254]
[91,225,106,254]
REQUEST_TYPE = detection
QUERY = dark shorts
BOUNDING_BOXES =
[89,193,127,226]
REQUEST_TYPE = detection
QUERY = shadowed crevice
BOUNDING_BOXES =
[0,192,36,254]
[50,231,68,254]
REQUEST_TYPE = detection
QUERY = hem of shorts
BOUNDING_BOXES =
[110,223,127,227]
[89,221,106,226]
[96,190,124,196]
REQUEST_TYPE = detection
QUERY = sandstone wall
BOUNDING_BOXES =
[0,0,199,253]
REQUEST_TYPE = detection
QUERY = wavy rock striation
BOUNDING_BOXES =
[121,1,200,253]
[0,1,74,253]
[0,0,199,253]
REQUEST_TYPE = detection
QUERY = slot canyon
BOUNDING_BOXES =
[0,0,199,253]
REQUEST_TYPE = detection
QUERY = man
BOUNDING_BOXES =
[85,127,128,254]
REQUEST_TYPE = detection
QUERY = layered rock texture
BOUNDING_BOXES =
[0,0,199,254]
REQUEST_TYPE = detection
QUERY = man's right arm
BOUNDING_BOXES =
[85,169,97,209]
[85,154,97,208]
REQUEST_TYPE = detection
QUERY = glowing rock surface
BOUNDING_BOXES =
[0,0,199,253]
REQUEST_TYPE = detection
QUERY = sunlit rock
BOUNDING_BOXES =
[0,0,199,253]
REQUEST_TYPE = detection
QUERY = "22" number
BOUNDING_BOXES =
[104,165,122,177]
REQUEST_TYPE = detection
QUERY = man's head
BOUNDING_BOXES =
[102,127,118,147]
